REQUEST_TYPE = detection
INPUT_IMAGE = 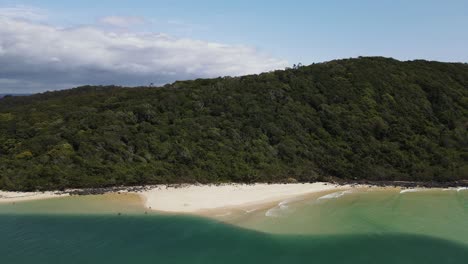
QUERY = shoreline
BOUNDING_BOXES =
[0,191,69,204]
[138,183,355,214]
[1,181,467,215]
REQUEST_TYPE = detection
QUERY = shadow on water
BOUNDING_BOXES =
[0,214,467,264]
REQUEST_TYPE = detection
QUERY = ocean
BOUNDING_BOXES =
[0,189,467,264]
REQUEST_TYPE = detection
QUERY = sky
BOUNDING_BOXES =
[0,0,467,93]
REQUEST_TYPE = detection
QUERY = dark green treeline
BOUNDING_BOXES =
[1,57,467,191]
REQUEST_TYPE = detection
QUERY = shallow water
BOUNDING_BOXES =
[0,193,146,215]
[0,189,467,264]
[225,188,468,245]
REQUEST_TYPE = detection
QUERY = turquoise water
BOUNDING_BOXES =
[0,189,467,264]
[1,214,467,264]
[228,189,468,245]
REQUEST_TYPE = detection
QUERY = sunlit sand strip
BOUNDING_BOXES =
[139,183,359,215]
[0,191,68,203]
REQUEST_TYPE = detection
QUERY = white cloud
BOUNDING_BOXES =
[0,13,287,93]
[0,5,47,21]
[99,16,146,28]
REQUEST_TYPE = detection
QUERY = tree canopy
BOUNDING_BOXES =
[0,57,467,191]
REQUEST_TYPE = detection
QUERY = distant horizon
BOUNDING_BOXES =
[0,93,32,96]
[1,1,467,93]
[1,56,466,95]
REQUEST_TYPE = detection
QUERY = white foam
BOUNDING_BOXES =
[215,212,232,217]
[265,205,290,217]
[278,199,292,209]
[442,188,456,191]
[265,198,302,217]
[265,207,282,217]
[278,200,290,210]
[400,189,421,194]
[317,191,346,200]
[438,187,467,192]
[244,208,258,214]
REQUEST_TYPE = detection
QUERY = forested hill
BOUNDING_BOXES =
[0,94,31,99]
[0,57,467,191]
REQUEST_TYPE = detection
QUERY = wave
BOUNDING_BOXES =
[442,188,456,191]
[435,187,468,192]
[317,192,344,200]
[278,197,305,209]
[278,200,290,210]
[215,212,232,217]
[400,188,424,194]
[317,190,353,200]
[265,198,303,217]
[265,207,283,217]
[243,208,259,214]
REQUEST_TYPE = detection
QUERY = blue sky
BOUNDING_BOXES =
[0,0,467,93]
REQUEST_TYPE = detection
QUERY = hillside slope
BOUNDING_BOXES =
[1,57,467,191]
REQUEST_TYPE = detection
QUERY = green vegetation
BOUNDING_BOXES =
[0,57,467,191]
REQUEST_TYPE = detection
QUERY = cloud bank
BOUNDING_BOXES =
[99,16,146,28]
[0,8,287,93]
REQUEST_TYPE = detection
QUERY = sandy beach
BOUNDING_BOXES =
[1,183,435,215]
[4,183,463,215]
[139,183,356,214]
[0,191,68,203]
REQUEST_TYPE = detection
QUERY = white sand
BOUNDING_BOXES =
[0,183,362,213]
[140,183,352,213]
[0,191,68,203]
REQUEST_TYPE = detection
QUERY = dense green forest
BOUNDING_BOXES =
[0,57,467,191]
